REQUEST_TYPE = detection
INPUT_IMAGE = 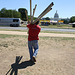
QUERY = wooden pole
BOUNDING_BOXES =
[33,2,54,24]
[33,4,37,17]
[30,0,33,23]
[30,0,32,19]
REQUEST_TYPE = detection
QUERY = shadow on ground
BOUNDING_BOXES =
[6,56,35,75]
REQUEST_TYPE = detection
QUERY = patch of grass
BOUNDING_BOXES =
[21,24,73,28]
[41,30,75,34]
[40,36,75,41]
[0,43,8,48]
[40,24,75,29]
[0,34,27,38]
[61,37,75,40]
[72,47,75,49]
[0,34,75,41]
[19,24,75,29]
[0,29,28,32]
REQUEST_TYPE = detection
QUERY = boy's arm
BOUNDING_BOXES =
[27,28,29,34]
[27,24,30,34]
[27,23,31,28]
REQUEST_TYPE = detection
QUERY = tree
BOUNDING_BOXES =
[7,10,13,18]
[28,15,37,21]
[12,10,21,18]
[18,8,27,21]
[69,16,75,23]
[0,8,7,17]
[0,11,1,17]
[0,8,21,18]
[45,17,50,20]
[61,19,69,24]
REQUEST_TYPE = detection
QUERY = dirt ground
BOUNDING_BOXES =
[0,31,75,75]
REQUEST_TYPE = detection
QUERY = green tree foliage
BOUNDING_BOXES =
[28,15,37,21]
[0,11,1,17]
[33,17,37,20]
[0,8,7,17]
[61,19,69,24]
[12,10,21,18]
[45,17,50,20]
[69,16,75,23]
[18,8,27,21]
[0,8,21,18]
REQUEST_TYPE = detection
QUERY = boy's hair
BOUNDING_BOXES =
[35,21,39,25]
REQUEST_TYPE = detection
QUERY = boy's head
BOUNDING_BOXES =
[35,21,39,25]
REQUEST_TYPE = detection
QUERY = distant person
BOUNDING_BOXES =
[27,21,41,62]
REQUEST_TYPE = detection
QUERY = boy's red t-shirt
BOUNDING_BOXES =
[27,24,41,41]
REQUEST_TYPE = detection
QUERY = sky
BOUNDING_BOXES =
[0,0,75,18]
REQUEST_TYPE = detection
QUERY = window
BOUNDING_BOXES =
[13,19,19,22]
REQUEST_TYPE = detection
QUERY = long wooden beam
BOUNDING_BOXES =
[33,4,37,17]
[30,0,33,23]
[33,2,54,24]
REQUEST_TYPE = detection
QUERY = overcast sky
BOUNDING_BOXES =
[0,0,75,18]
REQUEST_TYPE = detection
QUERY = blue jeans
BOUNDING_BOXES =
[28,40,39,60]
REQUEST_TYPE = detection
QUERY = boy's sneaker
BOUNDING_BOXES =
[32,56,36,62]
[29,59,33,62]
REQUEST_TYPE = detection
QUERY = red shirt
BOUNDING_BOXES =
[27,24,41,41]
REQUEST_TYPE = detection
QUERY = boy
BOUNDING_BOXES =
[27,21,41,62]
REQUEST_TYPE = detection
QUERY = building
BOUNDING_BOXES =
[54,10,59,21]
[50,10,64,24]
